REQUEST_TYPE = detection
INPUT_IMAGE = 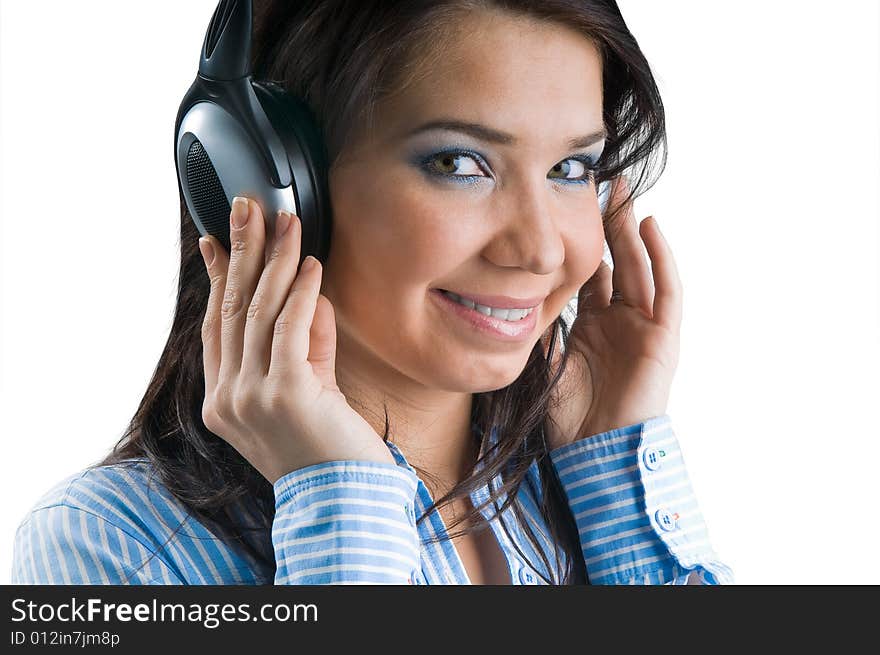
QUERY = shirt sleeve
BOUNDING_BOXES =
[271,460,422,584]
[548,414,735,585]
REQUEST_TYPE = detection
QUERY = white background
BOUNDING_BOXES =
[1,0,878,585]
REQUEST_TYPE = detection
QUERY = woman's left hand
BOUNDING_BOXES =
[545,175,682,451]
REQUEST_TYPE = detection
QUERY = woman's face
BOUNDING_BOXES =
[323,10,606,393]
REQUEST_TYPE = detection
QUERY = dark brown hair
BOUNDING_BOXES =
[99,0,666,584]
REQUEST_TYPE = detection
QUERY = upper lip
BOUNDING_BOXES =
[436,288,547,309]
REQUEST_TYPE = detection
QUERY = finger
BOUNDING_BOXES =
[640,216,683,329]
[307,294,338,388]
[578,259,612,315]
[605,175,654,314]
[218,197,268,384]
[240,210,303,380]
[267,255,323,382]
[198,235,223,396]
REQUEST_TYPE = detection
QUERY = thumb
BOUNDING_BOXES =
[578,259,613,315]
[307,294,339,389]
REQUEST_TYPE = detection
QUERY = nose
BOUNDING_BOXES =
[480,179,565,275]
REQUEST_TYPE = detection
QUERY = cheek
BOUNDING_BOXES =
[336,168,482,279]
[571,216,606,281]
[324,165,476,319]
[372,188,467,276]
[546,211,606,314]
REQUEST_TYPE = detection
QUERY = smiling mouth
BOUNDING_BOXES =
[437,289,537,321]
[430,288,540,342]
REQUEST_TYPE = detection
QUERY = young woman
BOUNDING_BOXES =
[11,0,733,585]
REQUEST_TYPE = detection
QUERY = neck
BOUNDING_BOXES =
[334,326,477,491]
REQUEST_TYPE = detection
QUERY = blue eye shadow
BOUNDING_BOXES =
[410,145,600,187]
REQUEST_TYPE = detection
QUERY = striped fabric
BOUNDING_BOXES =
[10,414,733,585]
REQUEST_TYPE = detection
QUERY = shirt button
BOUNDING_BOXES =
[518,566,537,585]
[643,447,663,471]
[655,507,678,531]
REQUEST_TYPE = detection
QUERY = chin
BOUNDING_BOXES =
[438,344,537,393]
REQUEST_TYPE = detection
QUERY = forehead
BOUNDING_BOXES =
[375,9,604,144]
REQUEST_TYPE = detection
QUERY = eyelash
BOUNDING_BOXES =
[419,148,599,188]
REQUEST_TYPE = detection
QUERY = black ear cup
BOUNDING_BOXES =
[185,139,233,253]
[251,81,332,265]
[175,79,332,265]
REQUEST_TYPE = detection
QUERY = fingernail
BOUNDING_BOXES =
[301,255,317,271]
[198,237,215,267]
[231,196,250,229]
[276,210,292,239]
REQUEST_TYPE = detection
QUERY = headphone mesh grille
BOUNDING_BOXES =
[186,139,231,250]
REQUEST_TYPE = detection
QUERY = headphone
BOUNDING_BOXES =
[174,0,330,267]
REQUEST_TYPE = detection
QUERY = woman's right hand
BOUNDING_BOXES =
[197,196,396,485]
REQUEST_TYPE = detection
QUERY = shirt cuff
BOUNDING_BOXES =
[549,415,735,585]
[272,460,421,584]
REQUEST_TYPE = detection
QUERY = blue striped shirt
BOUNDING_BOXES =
[10,414,734,585]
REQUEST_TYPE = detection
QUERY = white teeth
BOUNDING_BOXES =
[505,308,530,321]
[442,290,535,321]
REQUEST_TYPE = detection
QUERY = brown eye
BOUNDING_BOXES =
[548,157,598,186]
[429,152,483,177]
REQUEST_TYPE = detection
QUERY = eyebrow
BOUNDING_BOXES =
[404,119,608,150]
